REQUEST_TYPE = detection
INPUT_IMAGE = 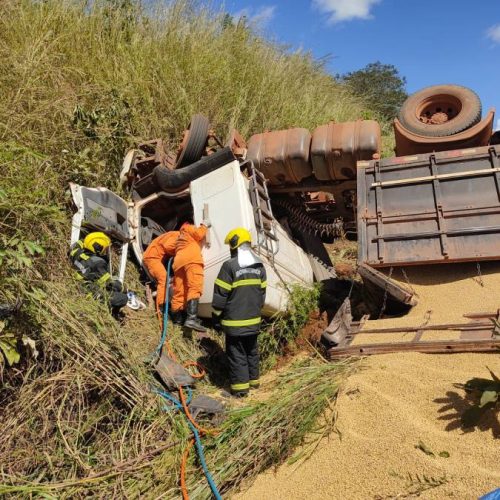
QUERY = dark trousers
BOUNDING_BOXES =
[225,334,259,393]
[86,283,128,312]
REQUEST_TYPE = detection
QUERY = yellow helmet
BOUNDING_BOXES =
[83,232,111,255]
[224,227,252,250]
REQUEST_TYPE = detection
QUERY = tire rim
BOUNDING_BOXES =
[415,94,462,125]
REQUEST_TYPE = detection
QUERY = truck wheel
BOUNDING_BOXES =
[398,84,481,137]
[176,114,210,168]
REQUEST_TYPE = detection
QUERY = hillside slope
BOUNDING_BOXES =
[0,1,372,497]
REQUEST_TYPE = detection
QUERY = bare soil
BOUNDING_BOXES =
[326,239,358,280]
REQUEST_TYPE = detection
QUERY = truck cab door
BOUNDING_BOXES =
[189,160,314,318]
[189,161,256,317]
[69,183,131,283]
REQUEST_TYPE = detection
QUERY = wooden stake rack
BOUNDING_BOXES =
[328,311,500,359]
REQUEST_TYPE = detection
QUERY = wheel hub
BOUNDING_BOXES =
[428,111,449,125]
[416,94,462,126]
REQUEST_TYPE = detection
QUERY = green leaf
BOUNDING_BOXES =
[479,389,499,408]
[438,451,450,458]
[23,240,45,256]
[17,255,32,267]
[0,334,21,366]
[28,287,47,301]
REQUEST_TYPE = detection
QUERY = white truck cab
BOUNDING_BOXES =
[70,159,315,318]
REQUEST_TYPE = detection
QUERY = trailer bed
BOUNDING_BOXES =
[357,145,500,267]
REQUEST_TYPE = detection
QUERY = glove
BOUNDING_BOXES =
[107,279,124,293]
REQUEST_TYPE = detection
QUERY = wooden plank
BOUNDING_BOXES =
[328,338,500,359]
[412,329,424,342]
[353,322,493,334]
[370,167,500,188]
[463,311,499,319]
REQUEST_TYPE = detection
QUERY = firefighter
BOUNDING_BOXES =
[69,232,128,316]
[143,230,180,320]
[212,228,267,397]
[171,219,210,332]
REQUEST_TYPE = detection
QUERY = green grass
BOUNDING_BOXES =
[0,0,370,496]
[259,284,321,370]
[0,0,371,189]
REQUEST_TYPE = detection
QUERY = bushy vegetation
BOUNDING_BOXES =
[339,61,407,121]
[0,0,367,496]
[260,284,321,370]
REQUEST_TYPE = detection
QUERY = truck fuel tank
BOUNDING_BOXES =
[247,128,313,185]
[311,120,381,181]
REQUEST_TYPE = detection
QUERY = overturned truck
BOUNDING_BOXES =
[71,84,499,321]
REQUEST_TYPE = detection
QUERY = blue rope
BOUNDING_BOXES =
[152,258,222,499]
[155,258,173,356]
[154,387,193,407]
[154,388,222,500]
[186,421,222,500]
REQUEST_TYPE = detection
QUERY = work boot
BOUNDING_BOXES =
[231,391,249,399]
[184,299,207,333]
[170,309,184,325]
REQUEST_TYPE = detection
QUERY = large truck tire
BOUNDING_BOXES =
[155,147,235,192]
[176,114,210,168]
[398,84,481,137]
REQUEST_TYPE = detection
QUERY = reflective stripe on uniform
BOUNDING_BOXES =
[217,278,264,290]
[249,379,260,387]
[79,253,89,260]
[221,317,261,327]
[232,278,262,288]
[212,308,222,316]
[96,272,111,286]
[231,382,250,391]
[214,278,232,291]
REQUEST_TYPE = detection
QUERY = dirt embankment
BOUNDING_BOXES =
[235,262,500,499]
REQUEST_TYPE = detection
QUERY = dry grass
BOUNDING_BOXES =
[0,0,371,189]
[0,1,376,496]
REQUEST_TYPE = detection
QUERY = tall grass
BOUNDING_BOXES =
[0,0,367,188]
[0,0,365,496]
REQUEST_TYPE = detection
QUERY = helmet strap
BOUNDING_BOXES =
[229,235,239,249]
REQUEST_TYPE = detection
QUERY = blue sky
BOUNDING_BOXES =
[220,0,500,129]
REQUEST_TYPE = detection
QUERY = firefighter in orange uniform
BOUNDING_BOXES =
[171,220,209,332]
[143,231,180,318]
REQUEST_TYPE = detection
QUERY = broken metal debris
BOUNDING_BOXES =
[327,312,500,359]
[155,353,195,391]
[321,298,353,347]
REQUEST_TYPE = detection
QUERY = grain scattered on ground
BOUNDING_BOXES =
[235,262,500,499]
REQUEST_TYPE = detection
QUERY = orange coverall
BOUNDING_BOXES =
[143,231,180,308]
[171,223,207,312]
